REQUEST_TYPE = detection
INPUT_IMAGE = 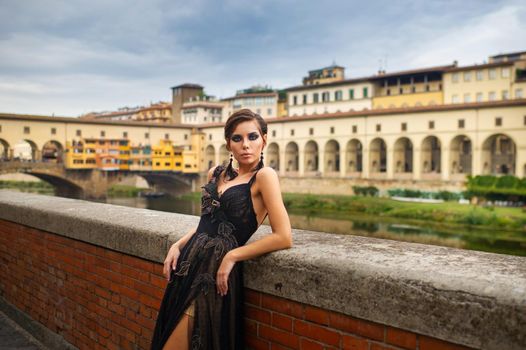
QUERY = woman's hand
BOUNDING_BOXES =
[216,252,236,296]
[163,244,181,281]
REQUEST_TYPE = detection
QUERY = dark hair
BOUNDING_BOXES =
[223,109,267,180]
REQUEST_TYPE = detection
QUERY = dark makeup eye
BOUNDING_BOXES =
[249,133,259,140]
[231,135,242,142]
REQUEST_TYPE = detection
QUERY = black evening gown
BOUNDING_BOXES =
[150,165,265,350]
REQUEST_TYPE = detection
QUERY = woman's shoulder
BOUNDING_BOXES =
[254,166,279,184]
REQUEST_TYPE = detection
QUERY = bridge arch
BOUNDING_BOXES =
[369,138,387,174]
[42,140,64,163]
[13,139,39,161]
[304,140,319,173]
[421,136,441,174]
[394,137,413,173]
[324,139,340,173]
[266,142,280,170]
[204,145,215,170]
[481,133,516,175]
[346,139,363,174]
[285,142,299,173]
[0,139,10,160]
[450,135,472,175]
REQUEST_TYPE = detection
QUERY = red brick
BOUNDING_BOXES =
[370,344,397,350]
[272,313,293,332]
[150,273,168,289]
[261,293,303,318]
[329,312,384,341]
[246,288,262,306]
[304,306,329,326]
[300,338,324,350]
[342,335,368,350]
[246,336,270,350]
[419,336,473,350]
[293,320,340,347]
[271,344,292,350]
[245,319,258,335]
[246,305,271,324]
[122,255,154,272]
[386,327,417,349]
[260,324,299,349]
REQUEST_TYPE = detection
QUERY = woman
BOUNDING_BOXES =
[151,108,293,350]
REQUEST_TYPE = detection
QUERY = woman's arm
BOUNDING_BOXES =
[216,167,292,295]
[163,165,218,280]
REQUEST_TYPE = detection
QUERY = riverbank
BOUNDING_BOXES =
[181,191,526,231]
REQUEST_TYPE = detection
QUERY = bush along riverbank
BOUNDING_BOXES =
[0,180,54,194]
[180,190,525,231]
[281,193,526,231]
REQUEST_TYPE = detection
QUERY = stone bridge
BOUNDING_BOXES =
[0,161,199,198]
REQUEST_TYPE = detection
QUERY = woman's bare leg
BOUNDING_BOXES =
[162,307,194,350]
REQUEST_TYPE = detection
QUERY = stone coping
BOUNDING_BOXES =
[0,190,525,350]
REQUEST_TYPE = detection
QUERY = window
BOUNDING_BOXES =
[290,129,294,136]
[363,87,369,98]
[516,88,524,99]
[476,70,484,81]
[272,130,276,137]
[313,93,319,103]
[426,85,430,92]
[101,130,105,137]
[401,123,407,131]
[303,94,307,104]
[208,134,212,140]
[399,87,403,94]
[322,91,330,102]
[495,117,502,126]
[309,128,314,135]
[76,129,81,137]
[524,116,526,126]
[488,91,496,101]
[335,90,342,101]
[145,132,149,139]
[452,73,459,82]
[123,131,128,138]
[165,133,169,140]
[386,88,391,96]
[349,89,354,99]
[376,124,381,132]
[352,125,357,133]
[464,93,471,103]
[267,108,272,115]
[476,92,483,102]
[411,86,416,93]
[452,94,459,103]
[0,125,2,133]
[293,96,297,105]
[184,134,188,140]
[502,90,509,100]
[24,126,30,134]
[51,128,56,135]
[429,121,435,129]
[458,119,465,129]
[463,71,471,82]
[489,69,496,80]
[330,126,334,134]
[502,67,510,78]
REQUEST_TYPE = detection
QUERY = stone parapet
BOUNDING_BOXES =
[0,190,525,349]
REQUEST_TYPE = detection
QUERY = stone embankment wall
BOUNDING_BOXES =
[0,190,524,350]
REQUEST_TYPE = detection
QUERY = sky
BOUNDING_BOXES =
[0,0,525,117]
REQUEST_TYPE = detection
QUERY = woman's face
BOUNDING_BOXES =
[227,120,266,168]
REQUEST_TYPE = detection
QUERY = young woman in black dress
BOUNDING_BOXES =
[150,109,293,350]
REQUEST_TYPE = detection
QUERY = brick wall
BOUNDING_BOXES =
[0,218,475,350]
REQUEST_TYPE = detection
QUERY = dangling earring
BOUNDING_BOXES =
[258,151,264,170]
[226,153,237,181]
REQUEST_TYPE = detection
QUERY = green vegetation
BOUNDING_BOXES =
[467,175,526,201]
[107,185,142,197]
[281,193,525,231]
[387,188,462,201]
[0,180,54,194]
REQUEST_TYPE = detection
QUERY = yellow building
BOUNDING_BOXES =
[443,52,526,104]
[303,64,345,85]
[372,65,450,109]
[129,144,152,171]
[151,139,175,171]
[118,140,130,171]
[65,139,97,169]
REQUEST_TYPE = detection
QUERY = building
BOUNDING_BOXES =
[79,102,171,123]
[171,84,204,124]
[221,86,278,120]
[181,96,224,124]
[303,64,345,85]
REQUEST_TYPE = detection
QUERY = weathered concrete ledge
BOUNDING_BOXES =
[0,190,525,350]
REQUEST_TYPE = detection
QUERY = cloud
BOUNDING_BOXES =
[0,0,524,116]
